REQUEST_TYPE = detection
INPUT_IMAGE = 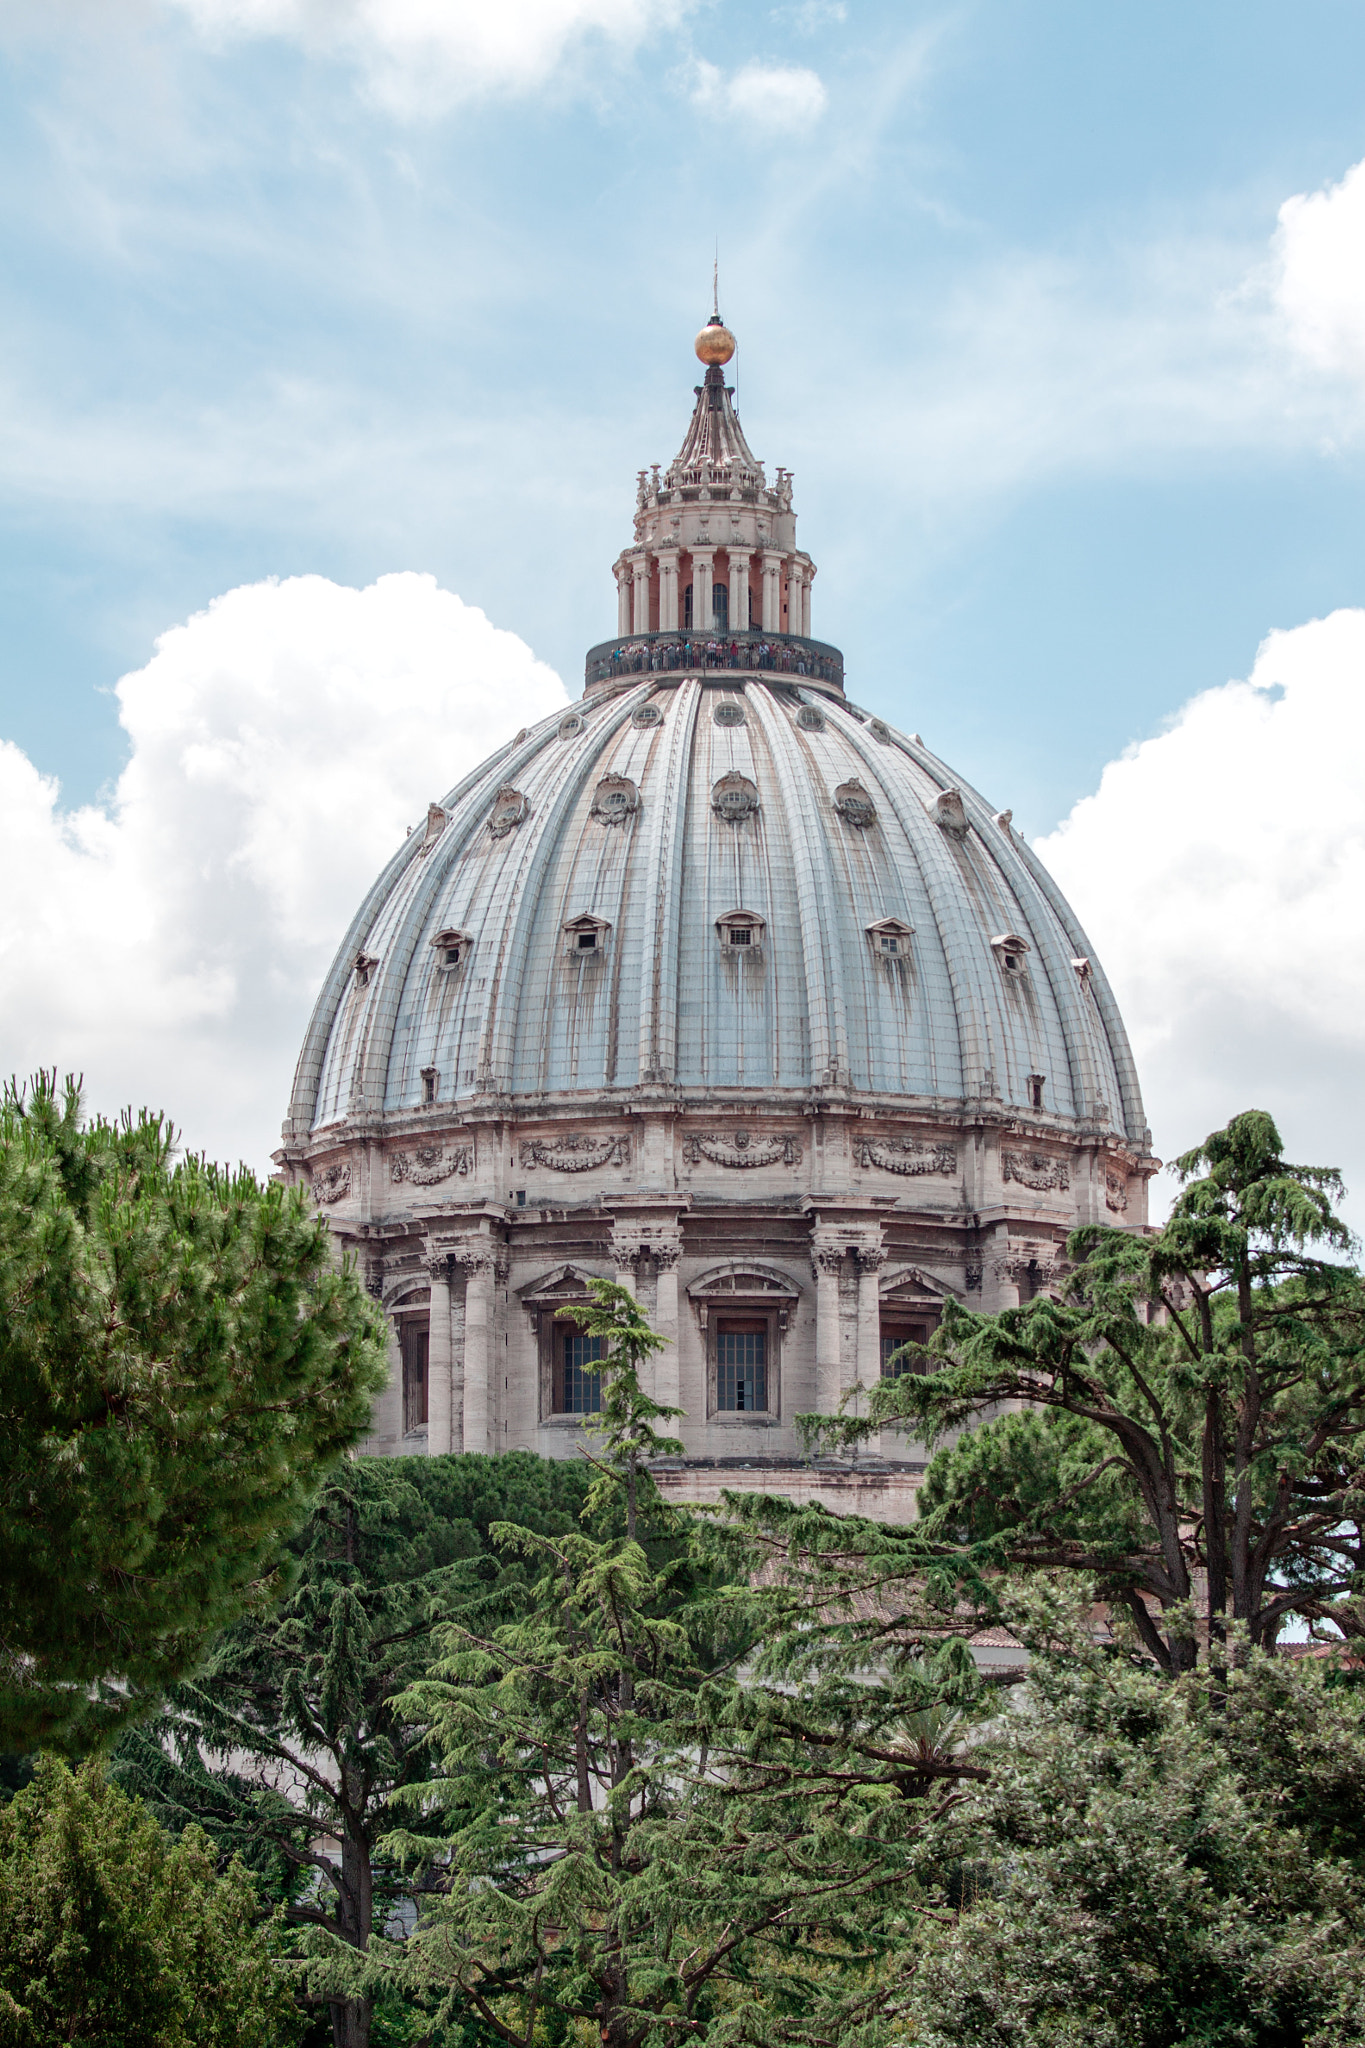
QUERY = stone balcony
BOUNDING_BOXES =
[583,629,845,698]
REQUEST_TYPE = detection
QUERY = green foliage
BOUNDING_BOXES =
[0,1754,299,2046]
[0,1072,389,1752]
[808,1110,1365,1669]
[115,1453,593,2048]
[369,1283,985,2048]
[906,1596,1365,2047]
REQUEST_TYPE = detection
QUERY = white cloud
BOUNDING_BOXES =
[1275,156,1365,380]
[0,573,567,1171]
[162,0,691,112]
[688,58,827,132]
[1036,608,1365,1232]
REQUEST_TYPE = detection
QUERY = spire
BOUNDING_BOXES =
[670,308,756,491]
[607,316,817,654]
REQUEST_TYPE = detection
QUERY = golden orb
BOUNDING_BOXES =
[695,318,737,366]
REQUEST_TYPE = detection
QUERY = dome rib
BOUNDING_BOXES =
[295,678,1150,1143]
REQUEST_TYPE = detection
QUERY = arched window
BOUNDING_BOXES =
[713,583,728,631]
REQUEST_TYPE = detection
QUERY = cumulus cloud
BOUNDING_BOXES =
[688,58,827,132]
[1037,608,1365,1232]
[1275,156,1365,379]
[0,573,566,1171]
[163,0,691,111]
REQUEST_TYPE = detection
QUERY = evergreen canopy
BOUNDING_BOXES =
[0,1073,388,1750]
[807,1110,1365,1671]
[0,1755,299,2046]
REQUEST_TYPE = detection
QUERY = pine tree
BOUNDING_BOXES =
[374,1283,985,2048]
[0,1754,300,2045]
[807,1109,1365,1671]
[115,1453,594,2048]
[0,1073,389,1750]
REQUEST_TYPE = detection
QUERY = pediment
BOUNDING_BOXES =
[517,1262,608,1305]
[878,1263,962,1304]
[686,1261,801,1303]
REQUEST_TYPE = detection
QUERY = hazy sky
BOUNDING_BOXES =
[2,0,1365,1223]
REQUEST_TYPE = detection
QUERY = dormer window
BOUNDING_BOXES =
[991,932,1031,977]
[353,950,379,989]
[1028,1073,1045,1110]
[867,917,915,960]
[430,927,471,972]
[421,1066,439,1105]
[717,910,765,953]
[564,914,611,958]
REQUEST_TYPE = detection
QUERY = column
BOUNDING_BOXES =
[632,556,651,636]
[762,551,784,632]
[460,1250,493,1455]
[427,1255,453,1455]
[653,1242,682,1413]
[692,551,715,635]
[813,1245,844,1415]
[728,550,751,634]
[801,565,813,639]
[855,1245,884,1397]
[658,550,679,632]
[786,562,803,638]
[616,565,632,636]
[610,1231,638,1297]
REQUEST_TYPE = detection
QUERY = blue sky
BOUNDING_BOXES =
[4,0,1365,831]
[4,0,1365,1212]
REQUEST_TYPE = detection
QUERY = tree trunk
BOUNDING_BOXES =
[331,1782,373,2048]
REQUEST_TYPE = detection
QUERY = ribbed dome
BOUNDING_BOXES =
[288,675,1146,1147]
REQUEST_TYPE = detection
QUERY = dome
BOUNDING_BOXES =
[281,322,1155,1521]
[289,680,1143,1136]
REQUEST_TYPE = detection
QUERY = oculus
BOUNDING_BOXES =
[418,802,448,856]
[711,771,760,823]
[834,777,877,828]
[557,713,584,739]
[713,699,746,727]
[632,703,663,727]
[590,774,641,825]
[795,703,826,732]
[931,788,969,838]
[869,718,892,742]
[487,784,529,838]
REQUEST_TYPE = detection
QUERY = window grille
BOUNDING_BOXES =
[558,1330,605,1414]
[717,1319,767,1411]
[401,1321,429,1432]
[880,1324,929,1379]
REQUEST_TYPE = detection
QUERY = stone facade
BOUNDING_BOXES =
[277,322,1157,1524]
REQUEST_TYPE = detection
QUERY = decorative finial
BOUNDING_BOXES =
[695,312,736,366]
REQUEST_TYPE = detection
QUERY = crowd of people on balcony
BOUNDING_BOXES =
[587,633,843,689]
